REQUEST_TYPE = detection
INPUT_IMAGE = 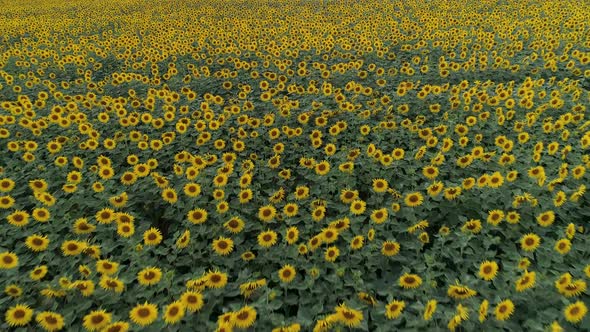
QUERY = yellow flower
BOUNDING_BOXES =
[82,310,111,331]
[564,301,587,323]
[163,301,186,325]
[404,192,424,207]
[478,261,499,281]
[137,267,162,286]
[212,237,234,256]
[278,264,296,283]
[36,311,65,331]
[5,304,33,327]
[494,299,515,321]
[399,273,422,289]
[129,302,158,326]
[385,300,405,319]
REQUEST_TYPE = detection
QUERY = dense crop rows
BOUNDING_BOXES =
[1,0,589,331]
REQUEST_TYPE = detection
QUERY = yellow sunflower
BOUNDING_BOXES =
[143,228,163,245]
[335,304,363,328]
[399,273,422,289]
[564,301,588,323]
[404,192,424,207]
[129,303,158,326]
[478,261,499,281]
[36,311,64,331]
[212,237,234,255]
[494,299,515,321]
[187,208,208,224]
[181,291,204,312]
[163,301,186,325]
[385,300,405,319]
[234,306,257,329]
[5,304,33,327]
[278,264,296,283]
[82,310,111,331]
[137,267,162,286]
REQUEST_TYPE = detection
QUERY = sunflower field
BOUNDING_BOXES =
[0,0,589,331]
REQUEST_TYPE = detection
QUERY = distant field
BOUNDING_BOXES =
[1,0,589,331]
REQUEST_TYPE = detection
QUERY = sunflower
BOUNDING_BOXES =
[5,284,23,298]
[537,210,555,227]
[370,208,388,224]
[101,322,130,332]
[5,304,33,327]
[95,208,115,224]
[163,301,186,325]
[278,264,296,283]
[210,173,228,188]
[258,205,277,222]
[315,160,331,175]
[117,222,135,238]
[212,237,234,255]
[283,203,299,217]
[447,283,477,300]
[404,192,424,207]
[96,260,118,275]
[424,300,437,321]
[494,299,515,321]
[36,311,64,331]
[443,186,462,200]
[486,210,504,226]
[506,211,521,224]
[187,208,208,224]
[372,179,389,193]
[350,199,366,215]
[7,210,29,227]
[82,310,111,331]
[234,306,257,329]
[25,234,49,252]
[71,280,95,297]
[335,304,363,328]
[161,188,178,204]
[73,218,96,234]
[350,235,365,250]
[30,265,48,280]
[120,172,137,185]
[143,228,163,245]
[320,228,338,244]
[427,181,444,196]
[206,270,228,288]
[564,301,588,323]
[29,179,48,193]
[515,271,536,292]
[339,189,358,204]
[555,238,572,254]
[181,291,204,312]
[0,178,15,192]
[258,230,278,248]
[399,273,422,289]
[0,195,15,209]
[223,217,245,234]
[324,246,340,262]
[99,276,125,293]
[137,267,162,286]
[520,233,541,251]
[32,208,51,222]
[183,183,202,197]
[129,303,158,326]
[487,171,504,188]
[478,261,499,281]
[479,300,489,322]
[422,165,439,180]
[381,241,400,257]
[385,300,405,319]
[461,219,482,234]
